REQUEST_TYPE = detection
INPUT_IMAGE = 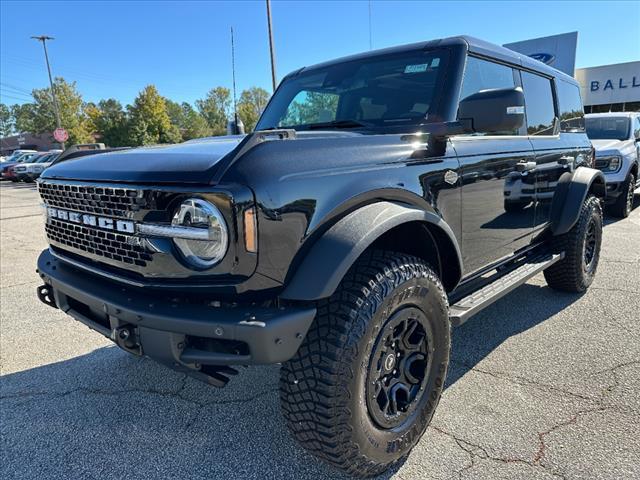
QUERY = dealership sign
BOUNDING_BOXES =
[504,32,578,76]
[575,62,640,106]
[589,76,640,92]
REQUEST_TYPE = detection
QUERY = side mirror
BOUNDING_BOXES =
[458,87,525,134]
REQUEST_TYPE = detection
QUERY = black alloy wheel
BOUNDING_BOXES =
[366,307,431,429]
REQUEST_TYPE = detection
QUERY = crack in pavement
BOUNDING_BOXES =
[0,381,278,410]
[590,286,640,295]
[0,214,44,221]
[437,359,640,479]
[451,360,597,402]
[1,280,41,289]
[433,426,567,480]
[533,405,611,468]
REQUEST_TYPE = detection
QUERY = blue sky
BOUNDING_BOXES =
[1,0,638,107]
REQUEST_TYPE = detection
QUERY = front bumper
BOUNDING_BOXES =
[603,180,624,202]
[37,249,316,386]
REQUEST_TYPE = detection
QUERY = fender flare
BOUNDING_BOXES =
[550,167,606,236]
[280,201,463,301]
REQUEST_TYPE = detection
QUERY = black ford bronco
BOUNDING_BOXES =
[36,36,605,477]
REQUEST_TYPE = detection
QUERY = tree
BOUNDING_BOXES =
[237,87,270,132]
[164,99,185,130]
[86,99,129,147]
[11,103,37,135]
[163,99,210,141]
[127,85,181,146]
[196,87,231,136]
[31,77,94,144]
[0,103,14,137]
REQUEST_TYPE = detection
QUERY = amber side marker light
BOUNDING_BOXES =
[244,207,258,253]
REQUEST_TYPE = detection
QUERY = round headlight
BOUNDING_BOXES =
[171,198,228,269]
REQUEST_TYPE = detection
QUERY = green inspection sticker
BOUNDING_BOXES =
[404,63,429,73]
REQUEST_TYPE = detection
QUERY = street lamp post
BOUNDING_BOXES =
[266,0,277,92]
[31,35,65,149]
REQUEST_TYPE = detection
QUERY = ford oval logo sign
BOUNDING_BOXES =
[529,53,555,65]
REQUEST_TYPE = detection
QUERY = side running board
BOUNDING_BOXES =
[449,252,563,326]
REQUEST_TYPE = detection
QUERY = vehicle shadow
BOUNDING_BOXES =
[603,192,640,226]
[446,283,582,387]
[1,283,583,480]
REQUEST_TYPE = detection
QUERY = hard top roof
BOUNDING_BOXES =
[299,35,577,85]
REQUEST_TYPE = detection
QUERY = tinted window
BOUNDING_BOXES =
[556,80,585,132]
[458,56,518,135]
[586,117,630,141]
[256,50,448,131]
[280,91,339,126]
[521,71,556,135]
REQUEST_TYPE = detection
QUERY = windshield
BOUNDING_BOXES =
[256,49,449,131]
[36,154,53,163]
[586,117,630,141]
[15,153,35,163]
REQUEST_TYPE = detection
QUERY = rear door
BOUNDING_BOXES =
[451,56,536,275]
[522,74,591,231]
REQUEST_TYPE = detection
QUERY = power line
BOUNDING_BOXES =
[0,82,32,95]
[0,89,33,101]
[0,93,33,103]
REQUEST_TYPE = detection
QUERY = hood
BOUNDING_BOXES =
[41,136,245,184]
[591,138,633,154]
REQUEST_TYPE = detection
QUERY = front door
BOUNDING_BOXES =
[452,55,536,275]
[453,137,537,274]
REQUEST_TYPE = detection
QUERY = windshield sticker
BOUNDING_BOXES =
[404,64,429,74]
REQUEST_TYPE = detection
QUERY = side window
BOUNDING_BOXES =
[634,117,640,140]
[458,56,519,136]
[521,72,556,135]
[279,90,339,127]
[556,80,585,133]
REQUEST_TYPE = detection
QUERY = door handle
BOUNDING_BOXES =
[516,161,536,172]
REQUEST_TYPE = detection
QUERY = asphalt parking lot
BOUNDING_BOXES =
[1,180,639,480]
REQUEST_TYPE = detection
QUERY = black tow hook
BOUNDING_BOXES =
[37,284,58,309]
[112,325,142,355]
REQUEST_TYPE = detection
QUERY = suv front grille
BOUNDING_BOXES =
[38,181,154,272]
[38,182,145,218]
[45,218,152,267]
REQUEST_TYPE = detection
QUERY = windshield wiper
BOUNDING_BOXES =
[304,119,373,130]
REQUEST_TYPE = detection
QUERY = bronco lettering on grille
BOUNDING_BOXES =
[46,207,135,234]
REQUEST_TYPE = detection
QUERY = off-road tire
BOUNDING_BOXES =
[280,250,450,477]
[544,195,602,292]
[608,172,636,218]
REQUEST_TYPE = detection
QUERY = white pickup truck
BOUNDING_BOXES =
[586,112,640,218]
[12,151,61,182]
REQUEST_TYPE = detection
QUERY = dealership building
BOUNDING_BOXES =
[575,61,640,113]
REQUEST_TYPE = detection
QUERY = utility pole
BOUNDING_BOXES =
[31,35,65,149]
[266,0,277,92]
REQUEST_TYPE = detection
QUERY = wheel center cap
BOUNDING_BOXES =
[384,353,396,371]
